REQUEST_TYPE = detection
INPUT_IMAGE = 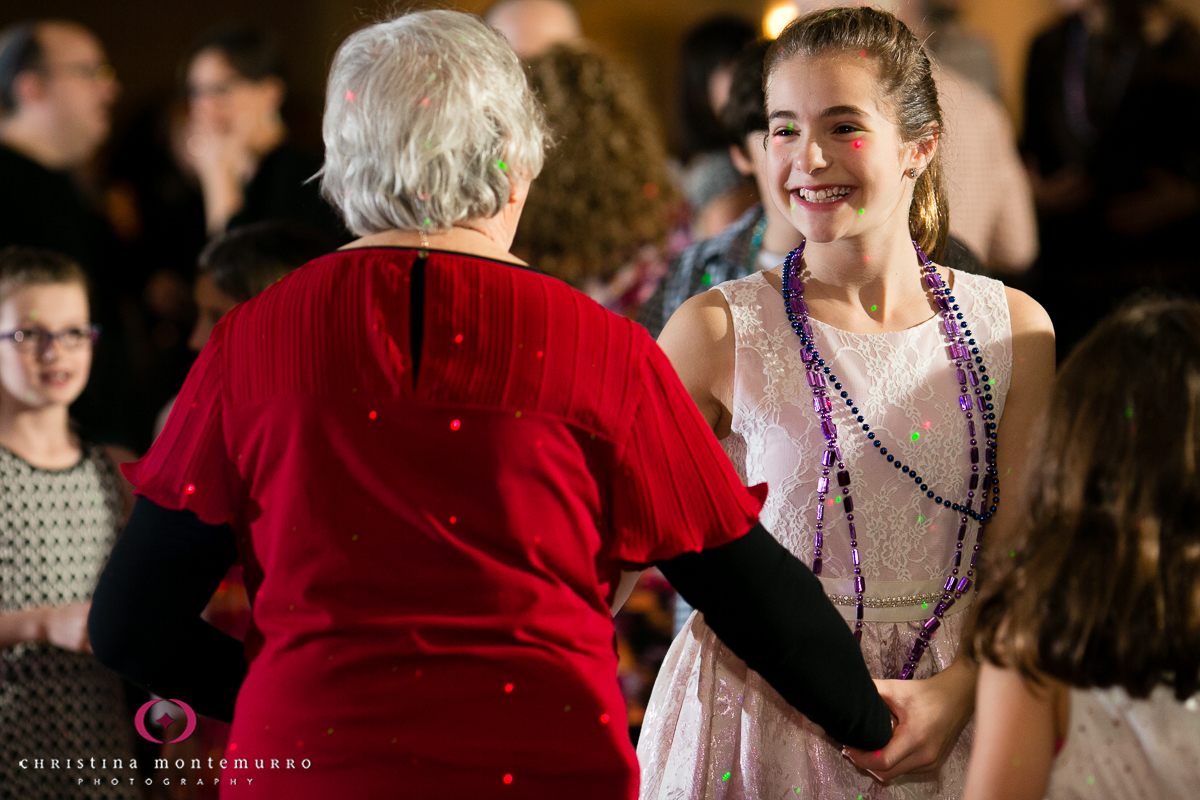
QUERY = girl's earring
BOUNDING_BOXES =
[909,167,918,179]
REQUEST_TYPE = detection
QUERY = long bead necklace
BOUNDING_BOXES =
[781,239,1000,679]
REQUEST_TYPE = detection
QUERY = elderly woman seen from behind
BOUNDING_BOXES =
[87,11,893,798]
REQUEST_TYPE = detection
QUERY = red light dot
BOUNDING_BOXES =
[345,90,355,101]
[536,350,543,358]
[600,713,610,724]
[854,140,863,148]
[297,741,303,747]
[504,683,513,693]
[450,419,461,430]
[369,410,377,420]
[454,334,463,343]
[185,484,196,495]
[860,50,867,57]
[229,743,237,751]
[922,421,931,428]
[449,516,457,524]
[421,97,431,106]
[642,182,659,199]
[503,774,513,785]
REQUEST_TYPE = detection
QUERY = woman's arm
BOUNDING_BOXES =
[962,662,1066,800]
[845,287,1056,780]
[89,497,246,721]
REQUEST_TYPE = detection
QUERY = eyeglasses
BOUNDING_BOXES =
[40,61,117,83]
[0,325,101,353]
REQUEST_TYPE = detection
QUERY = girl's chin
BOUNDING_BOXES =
[18,387,84,408]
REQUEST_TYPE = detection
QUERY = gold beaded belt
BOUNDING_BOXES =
[827,591,945,609]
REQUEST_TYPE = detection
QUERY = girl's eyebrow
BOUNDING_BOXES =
[820,104,869,118]
[768,105,870,121]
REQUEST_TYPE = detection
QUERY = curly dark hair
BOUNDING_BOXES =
[512,44,678,287]
[972,296,1200,701]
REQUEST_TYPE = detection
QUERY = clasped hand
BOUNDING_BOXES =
[842,659,977,783]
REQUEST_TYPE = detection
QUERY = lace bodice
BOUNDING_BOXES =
[717,269,1012,618]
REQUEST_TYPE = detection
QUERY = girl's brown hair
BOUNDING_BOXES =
[765,8,948,261]
[973,297,1200,700]
[512,44,679,286]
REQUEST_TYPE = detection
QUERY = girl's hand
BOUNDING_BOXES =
[842,659,977,782]
[40,602,93,653]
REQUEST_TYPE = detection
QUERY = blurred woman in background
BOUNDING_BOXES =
[182,24,345,244]
[513,43,685,318]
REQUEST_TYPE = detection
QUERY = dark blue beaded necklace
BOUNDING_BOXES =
[781,239,1000,679]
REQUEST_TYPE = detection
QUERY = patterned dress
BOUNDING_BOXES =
[1047,685,1200,800]
[637,269,1013,799]
[0,443,140,798]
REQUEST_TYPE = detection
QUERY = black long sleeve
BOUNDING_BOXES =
[89,497,246,722]
[657,522,893,751]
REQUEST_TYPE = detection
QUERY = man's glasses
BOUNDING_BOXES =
[0,325,101,353]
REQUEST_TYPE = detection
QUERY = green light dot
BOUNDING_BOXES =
[835,496,842,503]
[497,159,508,171]
[351,534,358,541]
[1087,776,1096,786]
[564,705,571,712]
[911,432,920,441]
[1124,407,1134,418]
[870,304,878,312]
[788,122,794,130]
[723,773,731,781]
[917,515,925,524]
[423,218,431,226]
[327,727,334,734]
[921,602,929,609]
[1008,550,1016,558]
[701,273,712,285]
[858,208,865,215]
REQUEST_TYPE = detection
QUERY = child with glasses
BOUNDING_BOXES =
[0,245,140,797]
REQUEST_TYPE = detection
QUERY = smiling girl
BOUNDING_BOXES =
[636,9,1055,799]
[0,246,139,798]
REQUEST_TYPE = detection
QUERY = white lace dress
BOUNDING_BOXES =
[637,269,1013,800]
[1046,686,1200,800]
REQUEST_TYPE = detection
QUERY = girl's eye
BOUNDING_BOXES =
[834,124,862,135]
[772,126,795,137]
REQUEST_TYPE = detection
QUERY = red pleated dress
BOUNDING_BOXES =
[123,247,766,799]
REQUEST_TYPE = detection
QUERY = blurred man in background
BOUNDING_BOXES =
[0,20,118,268]
[485,0,583,58]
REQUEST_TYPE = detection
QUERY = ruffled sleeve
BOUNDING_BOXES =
[610,339,767,566]
[121,316,245,527]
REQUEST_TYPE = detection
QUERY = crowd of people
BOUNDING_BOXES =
[0,1,1197,798]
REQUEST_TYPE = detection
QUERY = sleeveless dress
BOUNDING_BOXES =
[1046,686,1200,800]
[637,269,1013,800]
[0,443,140,798]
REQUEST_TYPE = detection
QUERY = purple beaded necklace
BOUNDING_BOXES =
[781,239,999,680]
